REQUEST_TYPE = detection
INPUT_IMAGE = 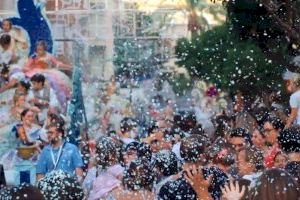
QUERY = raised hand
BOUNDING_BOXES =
[184,165,213,200]
[221,180,246,200]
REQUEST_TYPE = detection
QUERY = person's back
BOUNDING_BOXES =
[251,168,300,200]
[158,136,228,200]
[1,183,45,200]
[109,160,155,200]
[158,176,197,200]
[38,170,84,200]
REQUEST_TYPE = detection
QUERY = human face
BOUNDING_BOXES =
[0,72,9,81]
[149,130,164,153]
[47,126,61,145]
[22,110,34,126]
[237,150,255,176]
[228,137,245,152]
[252,129,265,149]
[2,20,11,32]
[263,122,278,145]
[123,150,137,166]
[17,84,26,93]
[274,154,287,168]
[31,81,43,91]
[36,45,46,57]
[150,138,161,153]
[17,96,26,106]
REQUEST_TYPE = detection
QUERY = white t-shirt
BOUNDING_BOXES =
[289,90,300,124]
[172,142,183,161]
[28,87,59,108]
[0,47,13,64]
[10,71,25,81]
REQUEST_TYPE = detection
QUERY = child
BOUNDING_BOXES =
[274,151,288,169]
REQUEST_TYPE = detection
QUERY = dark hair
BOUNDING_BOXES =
[95,137,118,169]
[0,65,9,75]
[174,111,197,132]
[147,122,159,136]
[120,141,140,166]
[124,141,139,152]
[36,40,47,51]
[251,107,270,127]
[278,126,300,153]
[180,135,206,163]
[19,79,31,91]
[0,164,5,187]
[183,112,197,131]
[30,73,45,85]
[228,127,252,145]
[213,114,231,138]
[5,183,45,200]
[252,168,300,200]
[123,160,154,191]
[120,117,137,134]
[137,143,152,162]
[229,127,248,138]
[190,124,205,136]
[38,170,84,200]
[48,113,65,127]
[0,34,11,47]
[264,116,285,130]
[20,108,30,121]
[154,150,180,176]
[47,114,65,136]
[173,112,184,128]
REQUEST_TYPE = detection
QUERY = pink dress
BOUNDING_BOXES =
[87,165,124,200]
[23,53,71,112]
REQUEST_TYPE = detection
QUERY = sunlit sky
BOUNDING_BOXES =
[121,0,225,26]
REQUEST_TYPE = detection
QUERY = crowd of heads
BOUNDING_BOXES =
[74,107,300,200]
[1,18,300,200]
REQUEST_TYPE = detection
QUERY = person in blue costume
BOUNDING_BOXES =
[0,0,53,55]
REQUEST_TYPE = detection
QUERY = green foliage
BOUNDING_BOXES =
[175,24,284,96]
[168,73,192,96]
[223,0,300,70]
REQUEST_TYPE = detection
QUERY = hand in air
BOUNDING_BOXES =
[184,165,212,191]
[221,180,246,200]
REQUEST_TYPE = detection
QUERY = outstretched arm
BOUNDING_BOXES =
[23,57,34,72]
[49,55,72,70]
[0,79,18,93]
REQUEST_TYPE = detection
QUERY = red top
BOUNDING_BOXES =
[264,145,279,168]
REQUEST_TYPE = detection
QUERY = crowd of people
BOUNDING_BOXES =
[0,18,300,200]
[0,19,72,184]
